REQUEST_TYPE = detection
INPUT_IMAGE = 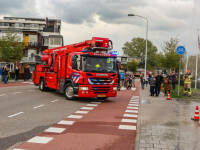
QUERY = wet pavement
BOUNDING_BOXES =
[177,100,200,114]
[136,86,200,150]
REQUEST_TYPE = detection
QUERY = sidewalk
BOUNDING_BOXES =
[135,85,200,150]
[0,79,32,84]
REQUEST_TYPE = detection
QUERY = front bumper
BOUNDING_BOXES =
[75,85,117,98]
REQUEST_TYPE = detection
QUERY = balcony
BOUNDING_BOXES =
[24,42,42,47]
[21,57,36,63]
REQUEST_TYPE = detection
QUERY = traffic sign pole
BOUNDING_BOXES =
[178,55,181,96]
[176,46,186,97]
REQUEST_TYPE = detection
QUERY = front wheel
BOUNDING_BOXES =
[39,78,46,91]
[97,97,108,100]
[64,83,75,100]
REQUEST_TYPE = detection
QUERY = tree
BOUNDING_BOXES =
[161,37,183,72]
[122,37,158,70]
[0,29,25,63]
[127,60,138,73]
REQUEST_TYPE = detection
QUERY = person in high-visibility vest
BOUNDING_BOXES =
[183,70,192,96]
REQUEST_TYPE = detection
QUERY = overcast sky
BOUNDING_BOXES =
[1,0,200,56]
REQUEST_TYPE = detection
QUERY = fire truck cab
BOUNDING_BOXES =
[33,37,118,100]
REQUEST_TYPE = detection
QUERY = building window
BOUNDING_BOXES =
[25,24,30,28]
[121,58,127,62]
[4,23,8,26]
[30,24,38,28]
[49,38,62,45]
[54,38,61,45]
[0,22,2,26]
[43,38,49,46]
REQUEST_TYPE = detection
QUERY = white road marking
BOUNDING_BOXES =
[27,136,53,144]
[28,90,35,92]
[125,110,138,113]
[86,104,98,107]
[13,149,26,150]
[8,112,24,118]
[130,99,139,102]
[81,107,94,110]
[131,88,136,90]
[119,125,136,130]
[13,92,22,94]
[57,120,75,125]
[91,102,101,104]
[131,96,139,98]
[75,111,89,114]
[29,83,34,84]
[121,119,137,123]
[67,115,83,119]
[0,94,5,96]
[120,87,126,90]
[129,102,139,104]
[34,104,44,109]
[124,114,138,118]
[128,104,139,106]
[44,127,66,133]
[51,99,59,103]
[127,107,139,110]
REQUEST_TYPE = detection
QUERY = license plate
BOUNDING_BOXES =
[97,95,106,97]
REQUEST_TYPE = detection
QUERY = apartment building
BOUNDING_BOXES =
[0,17,63,72]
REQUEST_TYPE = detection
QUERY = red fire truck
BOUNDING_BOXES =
[33,37,118,100]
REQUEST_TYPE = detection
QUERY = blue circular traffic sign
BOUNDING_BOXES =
[176,46,186,55]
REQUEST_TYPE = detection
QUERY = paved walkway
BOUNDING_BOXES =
[136,85,200,150]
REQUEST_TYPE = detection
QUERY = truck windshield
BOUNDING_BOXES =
[82,56,117,73]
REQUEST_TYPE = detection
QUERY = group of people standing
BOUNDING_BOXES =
[119,71,135,89]
[0,64,31,84]
[0,64,10,84]
[141,72,175,97]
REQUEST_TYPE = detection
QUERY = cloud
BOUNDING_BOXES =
[0,0,39,18]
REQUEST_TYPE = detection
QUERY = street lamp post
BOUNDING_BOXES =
[128,14,148,80]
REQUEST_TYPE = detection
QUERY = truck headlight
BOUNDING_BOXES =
[113,87,117,91]
[79,87,89,91]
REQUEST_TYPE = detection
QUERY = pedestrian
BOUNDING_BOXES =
[3,66,10,84]
[171,71,176,90]
[146,75,149,87]
[140,73,143,86]
[120,71,125,86]
[24,66,27,81]
[132,74,135,87]
[127,74,132,90]
[142,76,145,90]
[163,76,171,96]
[124,71,129,88]
[0,66,2,82]
[15,67,20,81]
[149,74,156,96]
[155,73,161,97]
[26,66,30,80]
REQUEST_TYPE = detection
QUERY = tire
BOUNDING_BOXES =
[64,83,75,100]
[97,97,108,100]
[39,78,45,91]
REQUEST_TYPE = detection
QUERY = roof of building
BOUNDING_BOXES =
[4,17,45,21]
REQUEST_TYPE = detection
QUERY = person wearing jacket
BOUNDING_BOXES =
[163,76,171,96]
[171,71,176,90]
[26,66,30,80]
[15,67,20,81]
[0,66,2,82]
[149,75,156,96]
[3,66,10,84]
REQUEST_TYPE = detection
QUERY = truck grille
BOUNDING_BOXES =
[88,78,114,85]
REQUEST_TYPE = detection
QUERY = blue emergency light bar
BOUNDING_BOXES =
[110,51,119,55]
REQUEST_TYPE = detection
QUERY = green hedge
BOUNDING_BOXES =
[9,72,32,79]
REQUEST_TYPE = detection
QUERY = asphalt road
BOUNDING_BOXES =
[0,84,95,150]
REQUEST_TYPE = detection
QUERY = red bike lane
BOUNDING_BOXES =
[15,81,140,150]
